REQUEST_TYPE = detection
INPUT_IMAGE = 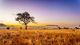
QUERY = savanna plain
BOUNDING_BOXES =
[0,29,80,45]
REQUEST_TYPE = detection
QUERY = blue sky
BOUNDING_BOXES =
[0,0,80,26]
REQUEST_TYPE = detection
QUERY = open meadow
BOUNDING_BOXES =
[0,29,80,45]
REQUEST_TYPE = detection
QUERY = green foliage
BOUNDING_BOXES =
[16,12,35,25]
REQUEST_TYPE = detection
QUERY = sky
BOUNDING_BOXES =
[0,0,80,27]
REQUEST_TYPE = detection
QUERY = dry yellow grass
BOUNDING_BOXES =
[0,29,80,45]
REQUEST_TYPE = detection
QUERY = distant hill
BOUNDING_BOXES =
[0,23,6,26]
[0,23,7,29]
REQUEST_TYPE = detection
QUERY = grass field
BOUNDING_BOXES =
[0,29,80,45]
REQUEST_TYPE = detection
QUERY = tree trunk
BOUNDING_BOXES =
[25,25,28,30]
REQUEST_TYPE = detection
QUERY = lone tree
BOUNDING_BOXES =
[16,12,35,30]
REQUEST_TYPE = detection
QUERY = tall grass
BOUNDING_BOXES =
[0,30,80,45]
